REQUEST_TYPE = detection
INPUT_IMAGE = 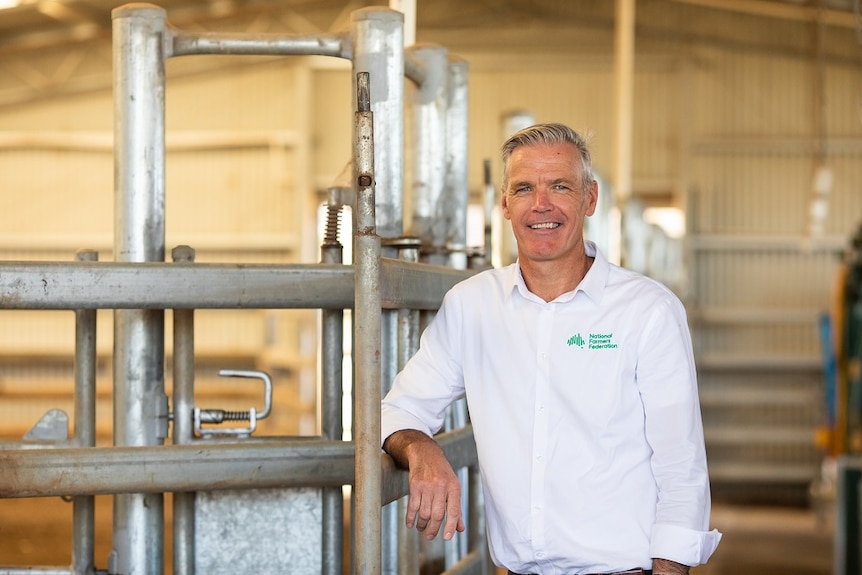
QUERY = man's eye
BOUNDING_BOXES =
[553,184,570,191]
[514,186,531,193]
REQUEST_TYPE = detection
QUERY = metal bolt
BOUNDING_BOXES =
[172,245,196,263]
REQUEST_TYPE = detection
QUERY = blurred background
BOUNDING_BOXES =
[0,0,859,573]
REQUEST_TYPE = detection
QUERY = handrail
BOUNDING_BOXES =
[0,427,477,501]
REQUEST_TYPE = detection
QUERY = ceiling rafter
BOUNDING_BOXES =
[0,0,857,110]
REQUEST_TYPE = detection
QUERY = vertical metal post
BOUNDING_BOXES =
[498,111,535,267]
[171,246,196,575]
[352,72,382,575]
[444,56,470,273]
[321,194,346,575]
[111,5,168,574]
[350,8,405,241]
[444,55,472,568]
[395,240,421,575]
[613,0,635,268]
[352,11,404,574]
[407,45,448,265]
[613,0,635,206]
[73,249,98,575]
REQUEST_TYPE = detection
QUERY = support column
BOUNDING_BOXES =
[351,12,404,575]
[613,0,636,267]
[351,8,405,240]
[407,44,448,265]
[111,5,168,574]
[444,55,469,272]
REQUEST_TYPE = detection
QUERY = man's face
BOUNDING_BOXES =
[501,142,598,265]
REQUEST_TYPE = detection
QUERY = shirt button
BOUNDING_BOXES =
[536,552,545,558]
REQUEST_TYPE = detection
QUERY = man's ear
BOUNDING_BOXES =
[585,180,599,217]
[501,189,511,220]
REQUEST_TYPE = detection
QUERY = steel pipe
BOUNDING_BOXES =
[407,44,449,264]
[352,70,383,575]
[0,259,471,310]
[321,198,346,575]
[0,427,477,501]
[395,241,421,574]
[351,8,404,240]
[0,440,354,499]
[73,249,98,575]
[112,5,168,573]
[170,30,350,58]
[444,55,470,271]
[171,246,195,575]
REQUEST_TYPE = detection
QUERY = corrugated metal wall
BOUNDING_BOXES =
[679,7,861,501]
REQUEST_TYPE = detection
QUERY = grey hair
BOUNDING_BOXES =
[501,123,595,193]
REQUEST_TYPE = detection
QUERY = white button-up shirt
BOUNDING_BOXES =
[381,241,721,574]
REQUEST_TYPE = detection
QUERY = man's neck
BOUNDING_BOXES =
[519,255,592,302]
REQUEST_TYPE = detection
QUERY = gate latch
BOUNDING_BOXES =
[194,369,273,439]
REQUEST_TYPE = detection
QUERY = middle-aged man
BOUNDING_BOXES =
[381,123,721,575]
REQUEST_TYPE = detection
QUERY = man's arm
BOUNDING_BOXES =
[652,558,690,575]
[383,429,466,541]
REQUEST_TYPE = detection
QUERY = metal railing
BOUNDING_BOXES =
[0,4,488,575]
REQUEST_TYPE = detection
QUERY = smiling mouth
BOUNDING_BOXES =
[530,223,560,229]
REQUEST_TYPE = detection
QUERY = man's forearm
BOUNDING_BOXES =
[653,558,690,575]
[382,428,436,469]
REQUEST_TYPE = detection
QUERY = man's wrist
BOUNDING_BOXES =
[652,557,690,575]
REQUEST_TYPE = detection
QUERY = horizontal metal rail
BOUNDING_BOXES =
[0,426,477,500]
[442,549,485,575]
[0,258,473,310]
[169,29,350,58]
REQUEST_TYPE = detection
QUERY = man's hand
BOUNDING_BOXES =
[652,558,690,575]
[383,429,466,541]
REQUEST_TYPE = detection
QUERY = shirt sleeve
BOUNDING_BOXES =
[637,294,722,566]
[381,290,467,446]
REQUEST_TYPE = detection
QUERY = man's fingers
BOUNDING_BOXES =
[442,514,465,541]
[405,490,421,529]
[441,493,465,541]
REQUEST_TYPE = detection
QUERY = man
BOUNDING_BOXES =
[381,123,721,575]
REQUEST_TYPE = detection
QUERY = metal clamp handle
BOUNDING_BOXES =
[194,369,273,439]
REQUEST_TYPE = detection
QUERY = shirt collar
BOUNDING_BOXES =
[505,239,610,304]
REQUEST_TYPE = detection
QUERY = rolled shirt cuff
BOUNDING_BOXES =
[650,523,723,566]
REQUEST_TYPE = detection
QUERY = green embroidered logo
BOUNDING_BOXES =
[567,332,618,349]
[588,333,618,349]
[567,333,585,347]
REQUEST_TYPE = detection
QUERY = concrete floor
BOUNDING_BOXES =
[0,498,836,574]
[692,503,833,575]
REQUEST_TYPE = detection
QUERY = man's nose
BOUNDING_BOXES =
[532,187,552,209]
